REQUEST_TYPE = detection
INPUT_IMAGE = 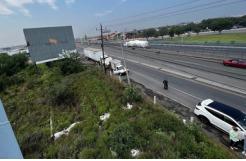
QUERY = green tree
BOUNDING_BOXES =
[159,27,169,39]
[210,19,234,33]
[168,27,175,38]
[143,28,158,40]
[173,26,185,36]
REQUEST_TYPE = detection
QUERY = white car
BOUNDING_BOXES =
[194,99,246,136]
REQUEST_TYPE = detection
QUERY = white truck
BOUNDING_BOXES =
[83,48,112,66]
[123,40,149,48]
[110,59,128,75]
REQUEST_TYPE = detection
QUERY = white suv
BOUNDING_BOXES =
[194,99,246,136]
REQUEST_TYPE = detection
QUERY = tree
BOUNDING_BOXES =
[210,19,234,33]
[185,23,201,34]
[192,24,201,34]
[158,27,169,39]
[173,26,185,36]
[238,15,246,27]
[143,28,158,40]
[168,27,175,38]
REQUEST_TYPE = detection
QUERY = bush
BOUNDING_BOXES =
[122,86,142,104]
[79,148,98,159]
[47,81,79,107]
[58,58,86,76]
[0,53,28,76]
[109,122,138,158]
[0,74,24,91]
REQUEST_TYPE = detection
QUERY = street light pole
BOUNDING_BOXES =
[121,31,131,85]
[100,24,106,74]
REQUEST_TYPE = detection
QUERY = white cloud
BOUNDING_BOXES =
[0,0,76,16]
[65,0,76,5]
[3,0,33,16]
[0,2,14,15]
[95,10,113,17]
[37,0,58,10]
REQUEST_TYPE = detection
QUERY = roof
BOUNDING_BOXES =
[202,99,214,106]
[208,101,245,122]
[0,100,23,159]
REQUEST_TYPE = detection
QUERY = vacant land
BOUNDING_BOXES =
[152,33,246,45]
[0,54,236,158]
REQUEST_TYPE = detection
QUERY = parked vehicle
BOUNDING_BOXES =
[109,59,128,75]
[194,99,246,136]
[83,48,112,66]
[223,59,246,69]
[123,40,150,48]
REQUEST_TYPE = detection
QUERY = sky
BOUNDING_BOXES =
[0,0,246,48]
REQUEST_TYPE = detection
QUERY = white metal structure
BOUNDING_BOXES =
[194,99,246,137]
[110,59,128,75]
[124,40,149,48]
[83,48,112,66]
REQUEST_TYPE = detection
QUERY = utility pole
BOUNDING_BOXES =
[121,31,131,85]
[99,24,106,74]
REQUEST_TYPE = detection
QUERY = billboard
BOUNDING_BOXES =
[0,100,23,158]
[23,26,76,64]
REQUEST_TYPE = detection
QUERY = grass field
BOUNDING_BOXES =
[153,33,246,45]
[0,55,237,159]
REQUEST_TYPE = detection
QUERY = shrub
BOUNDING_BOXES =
[79,148,98,159]
[58,58,86,76]
[109,122,137,158]
[47,82,79,107]
[0,53,28,76]
[122,86,142,104]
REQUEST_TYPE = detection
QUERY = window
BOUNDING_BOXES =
[224,116,239,127]
[206,108,224,120]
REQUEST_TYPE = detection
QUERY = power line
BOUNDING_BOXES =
[106,0,226,27]
[103,0,202,23]
[106,0,245,28]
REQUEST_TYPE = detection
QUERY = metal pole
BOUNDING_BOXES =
[50,109,54,139]
[121,31,131,85]
[100,24,106,74]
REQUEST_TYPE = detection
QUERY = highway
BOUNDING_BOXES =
[77,43,246,113]
[150,43,246,59]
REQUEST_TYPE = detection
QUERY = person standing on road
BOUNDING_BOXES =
[229,126,239,150]
[163,80,168,90]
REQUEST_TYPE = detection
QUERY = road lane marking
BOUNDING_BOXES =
[131,70,199,109]
[110,54,246,96]
[195,78,246,95]
[170,86,203,101]
[159,68,195,79]
[152,43,246,49]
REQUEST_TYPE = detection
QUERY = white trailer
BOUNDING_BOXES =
[123,40,149,48]
[110,59,128,75]
[83,48,112,66]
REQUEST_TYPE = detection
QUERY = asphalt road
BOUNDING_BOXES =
[77,43,246,113]
[105,44,246,81]
[150,43,246,59]
[105,41,246,59]
[125,60,246,112]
